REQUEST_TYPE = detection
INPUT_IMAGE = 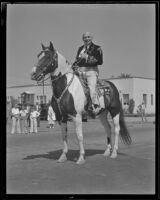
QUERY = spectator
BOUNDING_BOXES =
[30,106,40,133]
[137,101,147,123]
[35,102,41,127]
[141,101,147,122]
[6,101,12,124]
[123,103,129,114]
[20,105,28,134]
[11,103,21,134]
[26,104,31,127]
[47,104,56,128]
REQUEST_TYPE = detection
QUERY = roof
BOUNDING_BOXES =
[7,83,50,89]
[7,76,155,88]
[21,91,34,94]
[106,76,155,81]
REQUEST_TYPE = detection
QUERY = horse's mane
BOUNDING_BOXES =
[52,51,72,76]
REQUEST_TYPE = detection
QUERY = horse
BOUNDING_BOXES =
[31,42,132,164]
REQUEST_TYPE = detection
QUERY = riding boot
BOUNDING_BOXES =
[88,103,103,117]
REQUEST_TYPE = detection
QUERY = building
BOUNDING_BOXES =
[6,77,155,114]
[107,77,155,114]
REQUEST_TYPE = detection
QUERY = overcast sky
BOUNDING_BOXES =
[7,3,155,87]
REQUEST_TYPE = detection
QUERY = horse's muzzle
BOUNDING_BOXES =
[31,72,44,81]
[31,72,36,80]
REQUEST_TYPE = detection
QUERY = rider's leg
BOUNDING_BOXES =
[86,71,101,112]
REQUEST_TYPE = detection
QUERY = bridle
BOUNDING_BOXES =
[36,50,58,84]
[36,49,75,121]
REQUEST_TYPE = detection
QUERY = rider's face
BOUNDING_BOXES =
[82,33,93,46]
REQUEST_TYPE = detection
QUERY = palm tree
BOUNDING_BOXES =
[118,73,132,78]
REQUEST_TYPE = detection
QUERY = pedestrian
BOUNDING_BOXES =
[26,104,31,127]
[141,101,147,122]
[6,101,12,124]
[47,104,56,128]
[123,103,128,114]
[11,103,21,134]
[19,105,28,134]
[35,102,41,127]
[72,32,103,115]
[30,106,40,133]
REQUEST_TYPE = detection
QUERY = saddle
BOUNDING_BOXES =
[75,71,111,110]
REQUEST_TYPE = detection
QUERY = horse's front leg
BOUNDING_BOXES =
[58,122,68,162]
[73,113,85,164]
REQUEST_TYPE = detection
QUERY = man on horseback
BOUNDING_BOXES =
[73,32,103,114]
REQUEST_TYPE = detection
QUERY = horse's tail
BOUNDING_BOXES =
[119,106,132,145]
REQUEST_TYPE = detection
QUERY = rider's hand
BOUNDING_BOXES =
[72,64,79,71]
[80,53,88,61]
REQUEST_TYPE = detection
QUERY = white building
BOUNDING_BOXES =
[107,77,155,114]
[6,77,155,114]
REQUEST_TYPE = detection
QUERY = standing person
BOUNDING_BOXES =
[11,103,21,134]
[20,105,28,134]
[6,101,12,124]
[30,106,40,133]
[47,104,56,128]
[35,102,41,127]
[26,104,31,127]
[141,101,147,122]
[72,32,103,114]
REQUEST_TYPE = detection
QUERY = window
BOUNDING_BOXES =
[123,94,129,104]
[143,94,147,106]
[37,96,39,100]
[151,94,153,105]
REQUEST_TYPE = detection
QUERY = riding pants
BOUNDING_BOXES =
[85,71,99,105]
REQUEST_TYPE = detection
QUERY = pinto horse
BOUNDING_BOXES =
[31,42,132,164]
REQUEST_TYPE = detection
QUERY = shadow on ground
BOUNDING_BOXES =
[23,149,126,162]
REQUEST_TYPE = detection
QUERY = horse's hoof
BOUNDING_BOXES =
[110,153,117,159]
[57,154,67,163]
[104,150,111,157]
[76,158,85,165]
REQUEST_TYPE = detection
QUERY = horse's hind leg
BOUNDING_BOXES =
[111,113,120,158]
[58,122,68,162]
[99,110,112,157]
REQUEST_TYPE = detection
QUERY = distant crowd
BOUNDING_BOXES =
[6,102,56,134]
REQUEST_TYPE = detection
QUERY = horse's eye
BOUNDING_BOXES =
[39,52,45,60]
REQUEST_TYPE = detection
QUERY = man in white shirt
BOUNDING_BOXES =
[11,104,21,134]
[36,102,41,127]
[30,106,40,133]
[141,101,147,122]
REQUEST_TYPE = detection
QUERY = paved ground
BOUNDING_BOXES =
[6,116,155,194]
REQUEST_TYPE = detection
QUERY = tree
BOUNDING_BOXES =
[118,73,132,78]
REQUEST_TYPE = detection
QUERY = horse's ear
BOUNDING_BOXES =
[49,41,55,52]
[41,43,45,50]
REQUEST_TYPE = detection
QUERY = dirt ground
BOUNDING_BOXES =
[6,117,155,194]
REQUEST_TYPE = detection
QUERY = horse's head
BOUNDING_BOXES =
[31,42,58,81]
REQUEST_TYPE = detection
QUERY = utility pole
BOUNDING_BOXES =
[42,77,45,104]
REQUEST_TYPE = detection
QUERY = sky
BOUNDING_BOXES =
[7,3,155,87]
